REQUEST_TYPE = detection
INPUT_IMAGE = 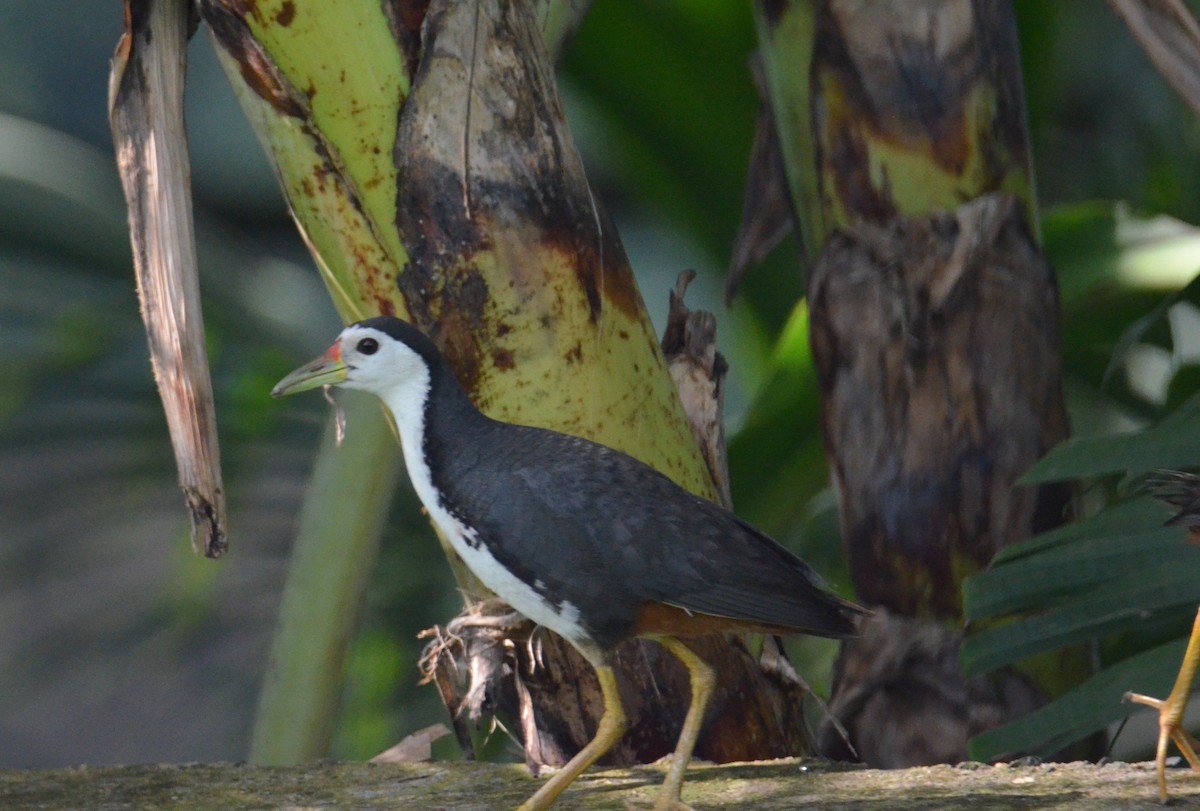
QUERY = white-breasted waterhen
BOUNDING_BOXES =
[272,316,864,810]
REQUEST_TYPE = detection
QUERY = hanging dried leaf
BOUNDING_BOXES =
[109,0,227,557]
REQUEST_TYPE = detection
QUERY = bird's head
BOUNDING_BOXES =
[271,317,440,402]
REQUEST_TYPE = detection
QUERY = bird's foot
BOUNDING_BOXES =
[1124,689,1200,804]
[614,754,697,811]
[447,597,527,634]
[1124,606,1200,803]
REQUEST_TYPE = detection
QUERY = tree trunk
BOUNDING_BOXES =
[750,0,1094,766]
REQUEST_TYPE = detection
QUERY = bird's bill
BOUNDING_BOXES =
[271,343,347,397]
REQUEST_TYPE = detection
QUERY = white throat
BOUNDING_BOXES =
[375,363,441,514]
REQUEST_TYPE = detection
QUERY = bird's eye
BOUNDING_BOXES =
[356,337,379,355]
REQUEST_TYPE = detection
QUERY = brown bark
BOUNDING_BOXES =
[817,589,1044,767]
[663,271,733,510]
[748,0,1088,766]
[809,195,1068,619]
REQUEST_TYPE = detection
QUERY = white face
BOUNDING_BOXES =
[335,325,428,400]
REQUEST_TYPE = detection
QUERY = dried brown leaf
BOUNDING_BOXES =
[369,724,453,764]
[662,272,732,509]
[110,0,226,557]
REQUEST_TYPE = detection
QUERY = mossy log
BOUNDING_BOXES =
[3,758,1198,809]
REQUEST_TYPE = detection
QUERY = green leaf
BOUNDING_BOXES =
[969,636,1189,761]
[729,301,827,535]
[987,497,1172,566]
[1043,201,1122,304]
[1164,364,1200,413]
[962,551,1200,676]
[964,524,1184,620]
[1021,391,1200,483]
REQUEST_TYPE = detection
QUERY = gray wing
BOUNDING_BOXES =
[446,426,861,647]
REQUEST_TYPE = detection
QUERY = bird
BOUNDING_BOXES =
[272,315,864,810]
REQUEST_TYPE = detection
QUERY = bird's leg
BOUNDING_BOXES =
[1126,606,1200,802]
[653,637,716,811]
[517,663,628,811]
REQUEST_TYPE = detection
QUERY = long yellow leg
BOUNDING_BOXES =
[1126,606,1200,803]
[517,663,628,811]
[654,637,716,811]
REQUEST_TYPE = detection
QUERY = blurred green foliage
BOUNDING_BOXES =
[4,0,1200,767]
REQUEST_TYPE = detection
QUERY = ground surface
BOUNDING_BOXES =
[3,758,1199,809]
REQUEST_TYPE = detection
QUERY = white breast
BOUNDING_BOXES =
[379,375,591,654]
